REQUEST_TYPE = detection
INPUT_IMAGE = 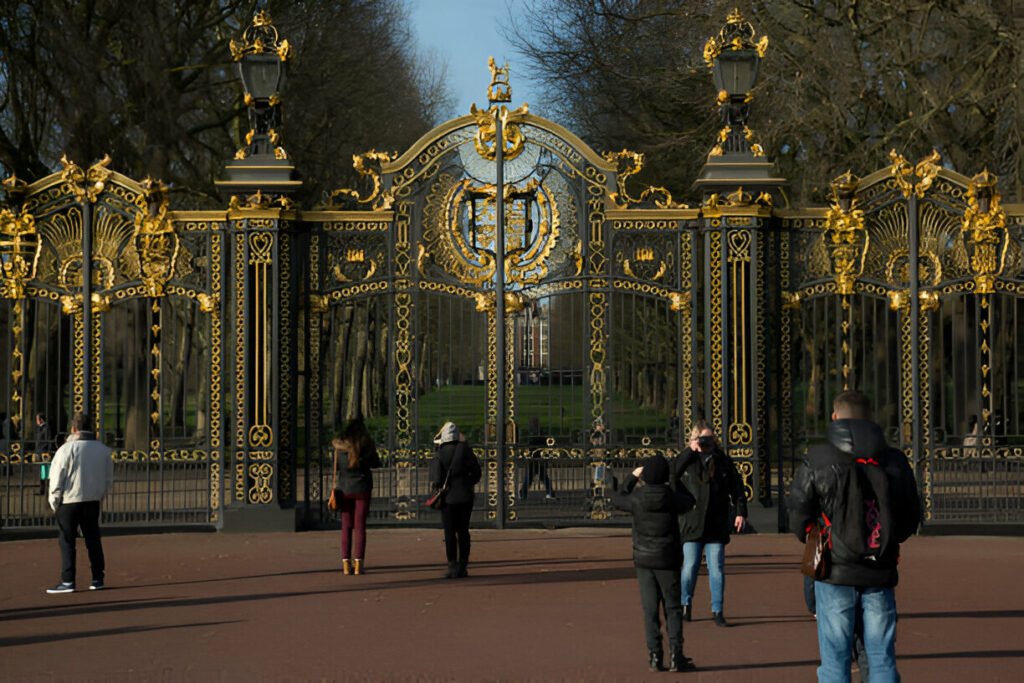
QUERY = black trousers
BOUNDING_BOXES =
[636,567,683,654]
[441,502,473,566]
[56,501,105,584]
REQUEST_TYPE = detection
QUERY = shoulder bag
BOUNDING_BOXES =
[425,465,452,510]
[801,513,831,580]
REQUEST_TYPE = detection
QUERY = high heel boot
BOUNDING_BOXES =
[353,559,363,575]
[341,559,352,576]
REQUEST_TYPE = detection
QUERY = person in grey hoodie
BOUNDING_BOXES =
[46,412,113,594]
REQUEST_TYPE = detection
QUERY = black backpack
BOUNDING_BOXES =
[828,455,900,568]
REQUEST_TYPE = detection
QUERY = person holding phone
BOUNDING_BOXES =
[669,420,748,627]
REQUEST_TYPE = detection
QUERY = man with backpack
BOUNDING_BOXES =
[789,390,921,682]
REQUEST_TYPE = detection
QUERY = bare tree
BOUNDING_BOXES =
[506,0,1023,203]
[0,0,453,205]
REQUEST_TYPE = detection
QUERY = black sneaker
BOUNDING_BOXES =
[89,580,104,591]
[46,582,75,594]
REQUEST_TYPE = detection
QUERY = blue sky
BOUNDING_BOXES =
[409,0,541,121]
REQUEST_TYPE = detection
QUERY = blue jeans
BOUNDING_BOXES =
[681,541,725,612]
[814,581,899,683]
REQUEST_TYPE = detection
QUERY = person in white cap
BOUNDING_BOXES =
[428,421,481,578]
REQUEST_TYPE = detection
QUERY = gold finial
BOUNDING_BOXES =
[230,9,290,62]
[487,56,512,103]
[703,9,768,68]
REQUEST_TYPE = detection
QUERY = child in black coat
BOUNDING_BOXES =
[611,454,697,672]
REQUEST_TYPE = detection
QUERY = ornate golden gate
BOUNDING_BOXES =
[0,164,221,529]
[779,161,1024,528]
[3,9,1022,532]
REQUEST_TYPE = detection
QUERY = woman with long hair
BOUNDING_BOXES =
[331,417,380,575]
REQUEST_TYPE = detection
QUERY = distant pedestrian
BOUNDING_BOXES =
[46,412,113,593]
[789,390,921,682]
[331,417,380,576]
[610,454,697,672]
[35,413,53,496]
[520,416,555,500]
[429,421,481,579]
[670,420,747,627]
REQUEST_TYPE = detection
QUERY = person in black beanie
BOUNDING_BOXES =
[611,454,697,673]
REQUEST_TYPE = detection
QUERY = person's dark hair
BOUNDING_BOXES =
[833,391,872,420]
[36,413,45,422]
[341,417,373,469]
[71,412,91,432]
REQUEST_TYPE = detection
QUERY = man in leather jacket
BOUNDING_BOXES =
[789,390,920,683]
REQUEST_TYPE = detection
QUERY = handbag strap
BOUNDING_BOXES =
[331,446,340,491]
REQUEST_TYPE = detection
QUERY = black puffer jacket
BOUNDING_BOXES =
[789,419,921,588]
[335,443,381,495]
[429,441,482,505]
[671,447,748,544]
[611,475,696,569]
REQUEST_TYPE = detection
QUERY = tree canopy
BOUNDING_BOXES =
[507,0,1024,203]
[0,0,452,207]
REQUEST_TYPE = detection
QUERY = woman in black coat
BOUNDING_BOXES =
[429,421,481,579]
[670,421,748,627]
[331,418,380,576]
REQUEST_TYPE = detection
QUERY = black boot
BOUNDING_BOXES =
[456,562,469,578]
[713,612,729,627]
[669,651,695,672]
[682,604,692,622]
[443,562,458,579]
[648,650,665,672]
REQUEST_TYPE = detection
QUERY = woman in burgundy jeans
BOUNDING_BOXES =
[331,418,380,575]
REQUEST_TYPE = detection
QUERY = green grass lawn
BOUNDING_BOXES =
[362,384,675,445]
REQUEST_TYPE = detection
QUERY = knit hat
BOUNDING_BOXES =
[433,421,459,445]
[641,454,670,484]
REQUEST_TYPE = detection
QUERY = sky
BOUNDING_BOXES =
[408,0,541,121]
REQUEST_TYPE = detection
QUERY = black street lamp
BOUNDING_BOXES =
[693,9,785,202]
[216,9,300,199]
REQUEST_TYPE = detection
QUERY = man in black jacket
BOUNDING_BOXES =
[611,454,696,673]
[789,390,920,682]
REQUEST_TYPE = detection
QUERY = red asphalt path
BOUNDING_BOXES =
[1,529,1022,682]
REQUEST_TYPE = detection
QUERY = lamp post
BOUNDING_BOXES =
[693,9,784,200]
[216,9,300,199]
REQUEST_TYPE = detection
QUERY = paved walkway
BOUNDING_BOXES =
[1,529,1022,682]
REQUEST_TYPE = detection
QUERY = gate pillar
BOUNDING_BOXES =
[215,9,302,531]
[693,10,787,525]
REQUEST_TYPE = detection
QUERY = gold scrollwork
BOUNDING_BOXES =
[469,102,528,162]
[703,9,769,69]
[822,171,868,295]
[248,462,274,504]
[60,154,112,203]
[133,178,179,297]
[889,149,941,199]
[702,187,772,216]
[324,150,397,211]
[0,207,40,299]
[230,10,290,62]
[961,169,1007,295]
[228,190,294,214]
[622,245,667,282]
[603,150,689,209]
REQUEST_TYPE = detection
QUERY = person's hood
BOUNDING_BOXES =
[827,419,887,458]
[433,421,458,445]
